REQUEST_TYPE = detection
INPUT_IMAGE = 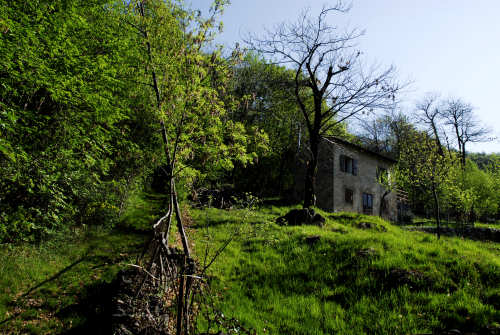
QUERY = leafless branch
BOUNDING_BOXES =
[244,2,400,207]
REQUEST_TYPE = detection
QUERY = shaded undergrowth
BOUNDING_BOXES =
[0,192,164,334]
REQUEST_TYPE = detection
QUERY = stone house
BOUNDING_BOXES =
[293,136,398,221]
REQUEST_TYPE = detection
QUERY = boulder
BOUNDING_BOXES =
[387,268,428,290]
[312,213,326,226]
[276,208,325,227]
[356,221,374,229]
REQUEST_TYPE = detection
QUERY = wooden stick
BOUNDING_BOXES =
[176,258,186,335]
[126,263,159,281]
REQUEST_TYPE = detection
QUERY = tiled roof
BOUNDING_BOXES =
[323,136,397,163]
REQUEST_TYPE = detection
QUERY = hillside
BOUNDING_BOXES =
[190,206,500,334]
[1,199,499,334]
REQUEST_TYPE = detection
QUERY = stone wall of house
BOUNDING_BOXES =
[292,138,397,221]
[329,140,396,221]
[291,139,335,209]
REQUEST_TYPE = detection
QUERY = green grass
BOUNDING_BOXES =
[119,191,169,232]
[190,206,500,335]
[3,192,499,334]
[0,227,148,334]
[0,191,167,334]
[412,217,500,229]
[475,222,500,229]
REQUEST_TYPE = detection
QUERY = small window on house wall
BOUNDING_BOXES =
[362,193,373,214]
[345,188,353,204]
[340,155,358,176]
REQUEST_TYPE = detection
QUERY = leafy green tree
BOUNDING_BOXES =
[0,0,154,241]
[357,110,415,159]
[124,1,267,331]
[448,160,499,222]
[227,53,300,194]
[124,0,256,249]
[397,132,456,238]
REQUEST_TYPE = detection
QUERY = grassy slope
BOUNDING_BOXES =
[2,194,498,334]
[190,206,500,335]
[413,217,500,229]
[0,228,147,334]
[0,192,166,334]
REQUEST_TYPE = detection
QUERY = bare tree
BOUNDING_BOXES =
[415,93,445,156]
[443,98,491,167]
[385,109,416,159]
[355,108,418,159]
[246,2,400,208]
[357,116,392,154]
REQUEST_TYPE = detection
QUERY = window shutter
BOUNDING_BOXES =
[352,159,358,176]
[340,155,345,172]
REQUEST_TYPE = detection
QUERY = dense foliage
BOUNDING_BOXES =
[0,0,156,241]
[0,0,260,242]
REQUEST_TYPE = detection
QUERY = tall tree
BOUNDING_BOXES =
[246,3,399,207]
[228,53,305,194]
[415,93,445,156]
[386,110,416,159]
[397,132,456,239]
[355,109,413,157]
[126,1,258,331]
[443,98,491,167]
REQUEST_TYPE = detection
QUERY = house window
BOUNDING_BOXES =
[362,193,373,214]
[340,155,358,176]
[345,188,353,204]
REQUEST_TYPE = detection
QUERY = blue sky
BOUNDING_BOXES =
[189,1,500,153]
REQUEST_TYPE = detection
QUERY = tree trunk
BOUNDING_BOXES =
[453,124,464,167]
[431,123,444,157]
[277,149,286,196]
[379,190,390,218]
[303,133,319,208]
[432,183,441,240]
[461,144,466,167]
